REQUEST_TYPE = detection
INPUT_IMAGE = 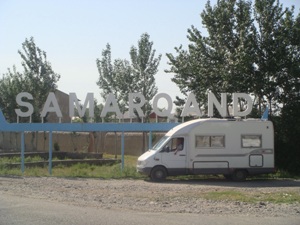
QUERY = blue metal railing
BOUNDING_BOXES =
[0,109,178,174]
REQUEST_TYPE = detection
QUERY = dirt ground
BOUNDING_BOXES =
[0,176,299,217]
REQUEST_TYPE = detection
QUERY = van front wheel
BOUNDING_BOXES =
[150,166,167,182]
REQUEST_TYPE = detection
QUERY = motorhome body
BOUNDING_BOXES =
[137,118,275,181]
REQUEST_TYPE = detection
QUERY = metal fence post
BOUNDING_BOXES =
[21,132,25,174]
[148,131,152,150]
[48,131,53,175]
[121,131,124,171]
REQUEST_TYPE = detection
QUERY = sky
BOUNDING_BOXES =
[1,0,300,110]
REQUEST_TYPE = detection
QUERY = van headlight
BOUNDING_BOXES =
[138,160,147,167]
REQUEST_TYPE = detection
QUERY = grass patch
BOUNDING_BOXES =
[0,156,21,164]
[203,190,300,204]
[0,154,299,180]
[51,162,144,179]
[203,191,252,202]
[0,156,45,163]
[0,153,144,179]
[262,192,300,204]
[251,170,300,180]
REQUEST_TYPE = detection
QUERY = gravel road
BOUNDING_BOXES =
[0,176,299,218]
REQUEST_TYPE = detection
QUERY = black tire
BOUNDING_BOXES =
[150,166,167,182]
[223,174,232,180]
[232,170,248,181]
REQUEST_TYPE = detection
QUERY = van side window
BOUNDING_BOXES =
[195,135,225,148]
[241,135,262,148]
[211,136,225,147]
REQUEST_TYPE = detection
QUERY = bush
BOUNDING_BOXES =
[54,142,60,151]
[273,102,300,175]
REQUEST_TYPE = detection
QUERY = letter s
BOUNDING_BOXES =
[15,92,34,117]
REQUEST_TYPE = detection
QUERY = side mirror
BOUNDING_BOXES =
[162,146,169,153]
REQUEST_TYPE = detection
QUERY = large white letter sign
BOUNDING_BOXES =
[69,93,94,118]
[232,93,253,117]
[100,93,123,118]
[208,92,227,117]
[41,92,62,118]
[129,93,145,118]
[153,93,172,117]
[15,92,34,117]
[181,93,201,117]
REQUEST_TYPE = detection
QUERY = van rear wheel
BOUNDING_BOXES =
[150,166,167,182]
[232,170,248,181]
[223,174,232,180]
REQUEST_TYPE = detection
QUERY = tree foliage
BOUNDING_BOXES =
[96,33,161,121]
[96,44,133,113]
[166,0,300,116]
[0,37,60,122]
[0,67,24,122]
[129,33,161,120]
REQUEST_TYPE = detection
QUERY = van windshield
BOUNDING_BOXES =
[152,136,169,151]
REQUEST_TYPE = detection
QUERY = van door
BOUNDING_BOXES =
[160,137,187,175]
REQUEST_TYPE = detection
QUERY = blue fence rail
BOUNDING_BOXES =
[0,109,178,174]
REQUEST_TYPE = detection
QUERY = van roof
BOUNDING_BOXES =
[166,118,218,136]
[166,118,268,136]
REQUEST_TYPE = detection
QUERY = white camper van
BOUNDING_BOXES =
[137,118,275,181]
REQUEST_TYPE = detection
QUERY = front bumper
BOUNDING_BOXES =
[136,166,152,176]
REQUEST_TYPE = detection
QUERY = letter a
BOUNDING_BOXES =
[41,92,62,118]
[101,93,123,119]
[181,93,201,117]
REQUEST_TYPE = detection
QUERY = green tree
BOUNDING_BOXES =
[166,0,300,117]
[96,44,133,115]
[167,0,256,115]
[96,33,161,121]
[0,67,25,122]
[0,37,60,122]
[18,37,60,122]
[252,0,300,115]
[129,33,161,121]
[274,101,300,174]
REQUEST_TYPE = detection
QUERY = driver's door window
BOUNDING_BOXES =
[161,138,184,153]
